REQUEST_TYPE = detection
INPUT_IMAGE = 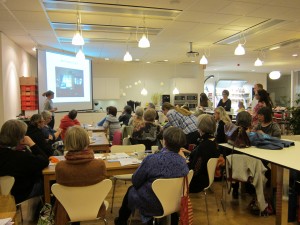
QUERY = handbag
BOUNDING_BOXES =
[224,123,251,148]
[180,176,193,225]
[37,203,55,225]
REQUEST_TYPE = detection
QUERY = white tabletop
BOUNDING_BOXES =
[219,140,300,171]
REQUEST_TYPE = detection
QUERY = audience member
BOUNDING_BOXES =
[41,110,62,143]
[130,109,162,150]
[114,127,189,225]
[253,107,281,138]
[103,106,121,140]
[97,107,109,126]
[217,89,231,112]
[200,92,213,109]
[128,106,144,131]
[118,105,132,126]
[26,114,54,157]
[42,90,57,129]
[214,106,232,144]
[0,119,49,203]
[251,83,263,111]
[252,89,273,127]
[59,109,81,140]
[147,103,159,120]
[162,102,200,147]
[188,114,220,193]
[237,101,245,112]
[54,126,107,225]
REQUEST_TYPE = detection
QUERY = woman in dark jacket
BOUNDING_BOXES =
[26,114,54,157]
[188,114,220,193]
[217,89,231,112]
[0,119,49,203]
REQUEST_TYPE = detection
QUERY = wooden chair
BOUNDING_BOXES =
[0,176,15,195]
[0,176,17,223]
[51,179,112,224]
[110,144,145,213]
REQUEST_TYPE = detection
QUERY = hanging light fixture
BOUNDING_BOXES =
[254,58,263,66]
[123,51,132,61]
[269,71,281,80]
[234,43,245,55]
[72,13,84,46]
[172,87,179,95]
[137,17,150,48]
[199,55,208,65]
[141,87,148,96]
[76,48,85,61]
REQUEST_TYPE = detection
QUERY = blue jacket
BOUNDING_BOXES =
[128,150,189,222]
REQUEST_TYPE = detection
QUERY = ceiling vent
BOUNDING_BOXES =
[214,19,286,45]
[186,42,199,57]
[255,39,300,51]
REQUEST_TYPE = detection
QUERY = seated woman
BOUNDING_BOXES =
[253,107,281,138]
[118,105,132,126]
[26,114,54,157]
[114,127,189,225]
[55,126,107,225]
[41,110,62,143]
[130,108,162,150]
[188,114,220,193]
[59,109,81,140]
[214,106,232,144]
[162,102,200,147]
[0,119,49,204]
[103,106,121,141]
[128,106,144,131]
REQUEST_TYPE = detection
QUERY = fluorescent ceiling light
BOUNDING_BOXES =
[269,71,281,80]
[254,58,263,66]
[269,46,280,51]
[199,55,208,65]
[234,44,245,55]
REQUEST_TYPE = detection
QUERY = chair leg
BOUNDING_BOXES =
[103,218,108,225]
[16,203,23,224]
[204,191,209,225]
[220,173,227,213]
[111,178,117,213]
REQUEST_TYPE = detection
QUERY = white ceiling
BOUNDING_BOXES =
[1,0,300,73]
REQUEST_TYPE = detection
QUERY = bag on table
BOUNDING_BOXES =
[180,176,193,225]
[224,123,250,148]
[37,203,55,225]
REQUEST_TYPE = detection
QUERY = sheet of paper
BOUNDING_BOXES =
[0,218,13,225]
[107,153,129,160]
[119,158,142,166]
[94,153,105,159]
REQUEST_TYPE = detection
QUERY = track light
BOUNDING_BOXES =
[199,55,208,65]
[234,43,245,55]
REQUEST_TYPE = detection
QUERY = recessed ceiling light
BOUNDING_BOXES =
[134,82,138,85]
[164,59,168,62]
[105,58,109,61]
[292,54,298,57]
[32,47,36,51]
[191,60,195,63]
[135,59,140,61]
[252,70,255,72]
[146,61,151,64]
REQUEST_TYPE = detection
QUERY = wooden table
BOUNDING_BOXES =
[220,140,300,225]
[88,132,110,152]
[42,156,140,203]
[86,126,106,133]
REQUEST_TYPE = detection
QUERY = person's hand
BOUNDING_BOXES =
[20,136,35,147]
[178,148,186,158]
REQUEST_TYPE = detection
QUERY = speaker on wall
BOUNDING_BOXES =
[162,95,170,103]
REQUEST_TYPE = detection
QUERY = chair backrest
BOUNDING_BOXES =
[0,176,15,195]
[112,130,122,145]
[110,144,145,153]
[121,126,133,139]
[204,158,219,190]
[152,170,194,217]
[51,179,112,222]
[123,137,131,145]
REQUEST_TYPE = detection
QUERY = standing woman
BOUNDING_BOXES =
[217,89,231,112]
[42,90,57,129]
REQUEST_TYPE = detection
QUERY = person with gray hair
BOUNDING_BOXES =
[147,102,159,120]
[0,119,49,203]
[128,106,144,131]
[41,110,62,142]
[188,114,220,193]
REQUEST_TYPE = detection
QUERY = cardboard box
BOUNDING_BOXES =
[19,76,37,85]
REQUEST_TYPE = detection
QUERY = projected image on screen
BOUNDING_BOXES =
[55,67,84,97]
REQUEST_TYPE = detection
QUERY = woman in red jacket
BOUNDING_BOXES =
[59,109,80,140]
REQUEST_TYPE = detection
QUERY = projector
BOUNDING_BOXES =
[186,51,199,57]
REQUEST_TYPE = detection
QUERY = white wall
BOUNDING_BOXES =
[92,61,204,110]
[0,33,37,125]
